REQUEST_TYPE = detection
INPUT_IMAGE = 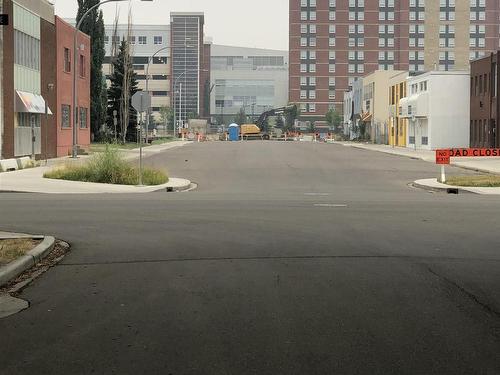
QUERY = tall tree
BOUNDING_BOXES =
[159,106,174,130]
[284,104,298,132]
[107,40,139,142]
[77,0,106,141]
[326,109,342,133]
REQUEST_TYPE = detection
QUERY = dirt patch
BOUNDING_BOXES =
[1,240,70,295]
[0,239,41,265]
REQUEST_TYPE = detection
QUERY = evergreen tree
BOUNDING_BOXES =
[284,104,298,132]
[77,0,106,141]
[107,40,139,142]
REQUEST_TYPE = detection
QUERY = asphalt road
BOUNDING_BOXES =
[1,141,500,374]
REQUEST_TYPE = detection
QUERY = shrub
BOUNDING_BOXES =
[44,146,168,186]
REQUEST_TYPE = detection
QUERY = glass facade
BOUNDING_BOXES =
[171,14,203,124]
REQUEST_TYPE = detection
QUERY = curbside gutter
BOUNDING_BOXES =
[412,178,500,195]
[0,236,55,287]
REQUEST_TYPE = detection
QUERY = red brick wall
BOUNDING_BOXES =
[55,16,90,157]
[1,0,14,159]
[40,18,57,159]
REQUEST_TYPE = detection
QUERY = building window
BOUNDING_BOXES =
[64,48,71,73]
[138,36,147,45]
[130,36,136,45]
[154,36,163,45]
[79,107,88,129]
[61,105,71,128]
[17,113,40,127]
[79,55,85,78]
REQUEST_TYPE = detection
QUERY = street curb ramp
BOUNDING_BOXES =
[0,236,55,287]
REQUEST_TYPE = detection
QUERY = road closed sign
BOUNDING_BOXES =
[436,150,450,165]
[436,148,500,165]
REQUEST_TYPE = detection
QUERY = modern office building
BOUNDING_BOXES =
[102,23,171,122]
[210,44,289,124]
[170,12,210,127]
[289,0,500,118]
[470,51,499,148]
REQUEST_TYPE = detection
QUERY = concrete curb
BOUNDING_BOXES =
[0,236,55,287]
[412,179,486,195]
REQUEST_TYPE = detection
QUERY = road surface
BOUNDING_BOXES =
[1,141,499,374]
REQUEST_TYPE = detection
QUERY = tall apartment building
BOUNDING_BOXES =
[289,0,500,119]
[170,12,211,126]
[101,24,171,122]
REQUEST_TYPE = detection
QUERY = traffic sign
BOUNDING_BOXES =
[436,150,450,165]
[436,148,500,165]
[0,14,8,26]
[131,91,151,113]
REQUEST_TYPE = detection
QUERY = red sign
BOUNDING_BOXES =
[436,150,450,165]
[435,148,500,165]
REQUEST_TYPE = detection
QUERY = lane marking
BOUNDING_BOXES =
[304,193,330,196]
[314,204,348,208]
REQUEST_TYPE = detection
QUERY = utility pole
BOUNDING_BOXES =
[179,82,182,137]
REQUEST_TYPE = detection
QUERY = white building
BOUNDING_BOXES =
[103,24,171,121]
[210,45,288,124]
[400,71,470,150]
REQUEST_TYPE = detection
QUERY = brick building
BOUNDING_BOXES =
[1,1,89,160]
[289,0,500,119]
[470,51,499,148]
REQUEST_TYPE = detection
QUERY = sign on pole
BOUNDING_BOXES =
[435,148,500,165]
[131,91,151,113]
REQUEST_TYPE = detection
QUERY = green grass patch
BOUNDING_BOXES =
[44,146,168,186]
[152,136,175,145]
[89,142,150,153]
[445,175,500,187]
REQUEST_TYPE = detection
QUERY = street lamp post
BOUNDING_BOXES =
[72,0,153,158]
[145,46,170,144]
[172,71,187,138]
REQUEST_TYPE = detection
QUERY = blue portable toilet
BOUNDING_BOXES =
[228,123,240,141]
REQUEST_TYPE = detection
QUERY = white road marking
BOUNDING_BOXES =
[314,204,348,208]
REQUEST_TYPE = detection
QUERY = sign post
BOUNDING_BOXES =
[132,92,151,187]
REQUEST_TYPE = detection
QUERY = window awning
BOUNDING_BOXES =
[360,112,372,122]
[15,90,52,114]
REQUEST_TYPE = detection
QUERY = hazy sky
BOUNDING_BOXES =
[53,0,289,51]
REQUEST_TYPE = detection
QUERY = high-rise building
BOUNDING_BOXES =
[289,0,500,119]
[170,12,210,127]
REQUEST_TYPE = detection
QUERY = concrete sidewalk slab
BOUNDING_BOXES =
[413,178,500,195]
[0,166,191,194]
[0,141,192,194]
[342,142,500,174]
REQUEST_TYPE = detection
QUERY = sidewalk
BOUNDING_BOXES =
[342,142,500,174]
[0,141,192,194]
